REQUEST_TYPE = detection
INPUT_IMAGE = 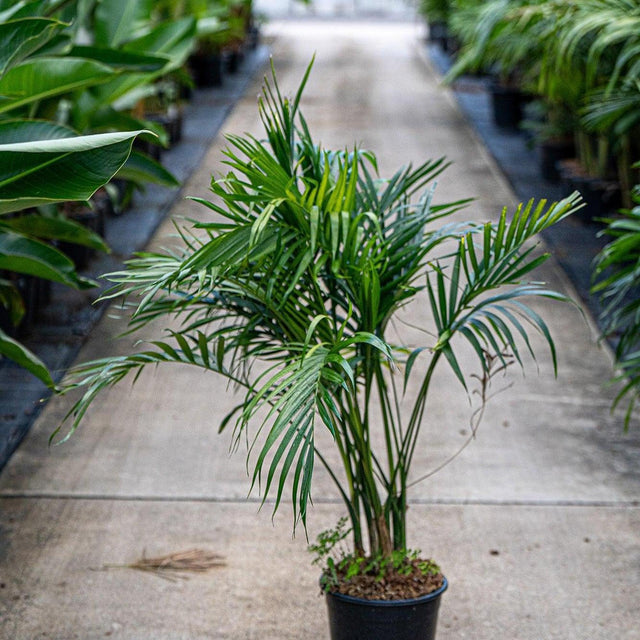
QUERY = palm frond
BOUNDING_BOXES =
[428,194,583,380]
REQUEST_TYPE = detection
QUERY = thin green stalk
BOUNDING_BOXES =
[344,390,391,554]
[314,447,363,552]
[331,395,364,550]
[402,352,443,478]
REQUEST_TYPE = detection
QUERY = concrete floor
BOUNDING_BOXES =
[1,20,639,640]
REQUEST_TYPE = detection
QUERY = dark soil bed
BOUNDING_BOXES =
[328,558,444,601]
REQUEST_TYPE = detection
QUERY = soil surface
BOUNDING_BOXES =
[329,558,445,601]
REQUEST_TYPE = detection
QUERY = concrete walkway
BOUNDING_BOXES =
[1,21,640,640]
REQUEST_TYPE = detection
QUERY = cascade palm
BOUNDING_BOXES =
[56,62,582,560]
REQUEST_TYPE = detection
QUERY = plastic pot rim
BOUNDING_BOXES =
[324,576,448,608]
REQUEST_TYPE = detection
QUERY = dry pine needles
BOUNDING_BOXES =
[101,548,226,581]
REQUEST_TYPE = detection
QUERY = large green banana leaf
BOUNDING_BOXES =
[0,57,115,114]
[0,229,92,288]
[0,118,74,143]
[0,228,95,388]
[66,45,169,73]
[0,125,147,213]
[0,0,74,15]
[0,1,47,22]
[71,99,168,146]
[4,210,108,252]
[93,0,154,48]
[91,18,198,106]
[124,16,198,67]
[0,17,63,76]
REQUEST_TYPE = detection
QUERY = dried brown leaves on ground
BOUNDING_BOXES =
[101,548,226,581]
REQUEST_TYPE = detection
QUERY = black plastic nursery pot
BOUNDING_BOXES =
[189,51,224,88]
[147,107,183,146]
[325,578,448,640]
[224,48,243,74]
[538,139,575,183]
[569,176,621,223]
[57,203,105,270]
[489,82,524,130]
[557,160,621,223]
[427,20,448,43]
[427,20,449,50]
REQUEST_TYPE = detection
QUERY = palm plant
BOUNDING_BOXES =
[446,0,527,85]
[514,0,640,183]
[56,62,581,587]
[592,167,640,428]
[573,0,640,202]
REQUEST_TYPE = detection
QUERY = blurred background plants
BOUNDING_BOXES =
[0,0,257,386]
[420,0,640,425]
[593,166,640,428]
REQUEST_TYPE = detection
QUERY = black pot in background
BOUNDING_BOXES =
[489,82,524,130]
[572,176,621,223]
[189,51,224,88]
[444,35,461,55]
[325,579,447,640]
[146,107,183,146]
[224,48,243,74]
[247,25,260,50]
[0,302,15,337]
[179,81,193,102]
[558,160,621,223]
[427,20,448,48]
[21,276,51,330]
[538,138,575,183]
[133,135,162,162]
[91,187,114,218]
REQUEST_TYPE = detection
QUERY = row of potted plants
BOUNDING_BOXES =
[420,0,640,426]
[0,0,258,387]
[420,0,640,221]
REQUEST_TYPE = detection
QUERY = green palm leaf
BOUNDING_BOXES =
[429,194,583,380]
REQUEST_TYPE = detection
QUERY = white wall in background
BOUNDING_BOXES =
[254,0,417,19]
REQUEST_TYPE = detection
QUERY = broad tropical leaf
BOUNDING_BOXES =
[0,328,55,388]
[0,57,115,114]
[90,18,198,105]
[0,1,48,22]
[123,17,197,67]
[3,210,108,252]
[66,45,169,73]
[0,17,62,77]
[0,128,147,214]
[0,229,93,288]
[93,0,154,47]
